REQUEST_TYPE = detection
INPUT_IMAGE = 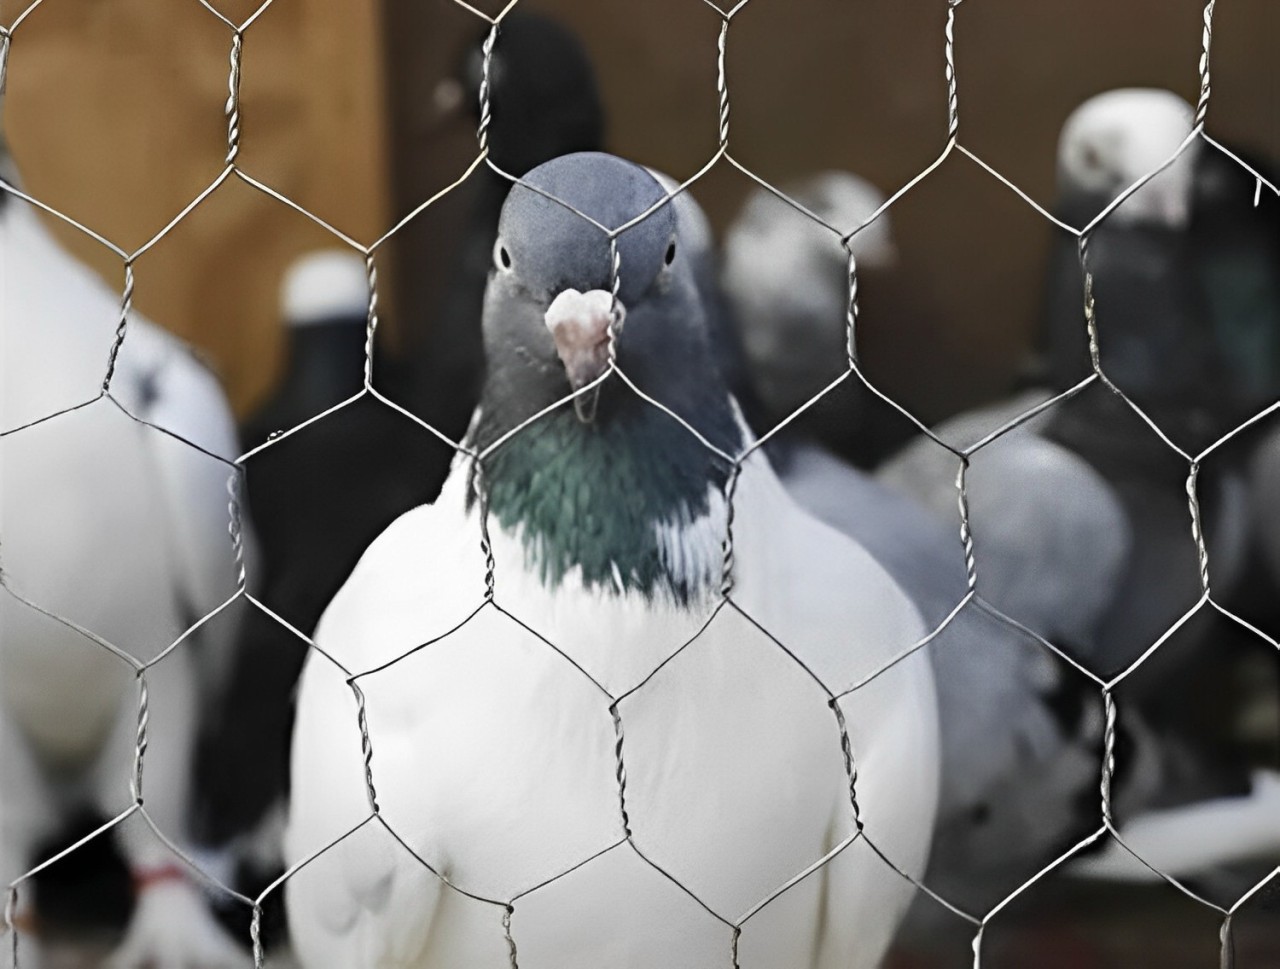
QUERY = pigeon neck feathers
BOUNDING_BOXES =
[466,152,742,605]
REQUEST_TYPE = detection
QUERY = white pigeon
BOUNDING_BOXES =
[285,153,939,968]
[1,189,249,966]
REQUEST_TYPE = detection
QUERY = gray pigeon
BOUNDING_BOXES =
[713,175,1121,913]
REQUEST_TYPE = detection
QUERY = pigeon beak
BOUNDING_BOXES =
[545,289,625,424]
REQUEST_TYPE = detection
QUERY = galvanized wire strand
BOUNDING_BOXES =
[1186,463,1212,595]
[972,595,1107,687]
[0,579,142,672]
[1195,0,1216,127]
[719,464,742,597]
[834,590,976,700]
[1100,690,1117,825]
[502,906,520,969]
[130,671,150,804]
[3,0,46,34]
[362,251,380,388]
[1202,133,1280,199]
[607,237,623,367]
[944,0,963,145]
[250,904,264,968]
[132,805,256,907]
[507,839,630,905]
[448,0,521,26]
[716,20,730,147]
[609,702,634,839]
[830,699,865,833]
[955,460,978,591]
[0,178,127,255]
[734,831,860,926]
[477,24,498,154]
[475,461,499,601]
[0,26,10,97]
[6,0,1280,961]
[7,805,140,889]
[225,31,243,164]
[734,369,853,462]
[348,680,381,814]
[130,166,235,262]
[100,262,135,393]
[489,604,616,698]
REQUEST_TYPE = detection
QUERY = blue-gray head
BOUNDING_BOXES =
[479,151,733,434]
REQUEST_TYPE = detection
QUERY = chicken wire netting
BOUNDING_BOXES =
[1,0,1278,966]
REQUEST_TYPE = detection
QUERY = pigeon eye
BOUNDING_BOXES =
[664,239,677,266]
[494,240,513,272]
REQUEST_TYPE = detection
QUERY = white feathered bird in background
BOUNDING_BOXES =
[285,152,939,968]
[1,184,251,966]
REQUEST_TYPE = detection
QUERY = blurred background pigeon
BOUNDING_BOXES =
[879,87,1277,904]
[710,172,1132,917]
[1,181,249,966]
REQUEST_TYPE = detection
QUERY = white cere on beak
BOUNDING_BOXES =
[544,289,625,422]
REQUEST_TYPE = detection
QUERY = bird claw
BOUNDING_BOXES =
[106,880,249,969]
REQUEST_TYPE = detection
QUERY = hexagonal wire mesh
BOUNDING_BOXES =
[1,0,1278,966]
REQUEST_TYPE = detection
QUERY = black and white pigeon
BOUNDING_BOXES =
[239,250,373,451]
[1,184,248,965]
[285,153,939,968]
[882,88,1276,888]
[194,250,439,862]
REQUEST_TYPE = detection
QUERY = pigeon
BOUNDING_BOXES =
[1033,89,1250,683]
[285,153,939,968]
[1,187,248,965]
[397,11,607,466]
[707,174,1119,911]
[881,88,1276,891]
[239,250,373,451]
[720,172,901,462]
[194,251,439,859]
[1038,88,1224,431]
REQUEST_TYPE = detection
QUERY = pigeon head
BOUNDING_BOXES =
[483,151,717,425]
[1057,88,1199,228]
[473,152,742,602]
